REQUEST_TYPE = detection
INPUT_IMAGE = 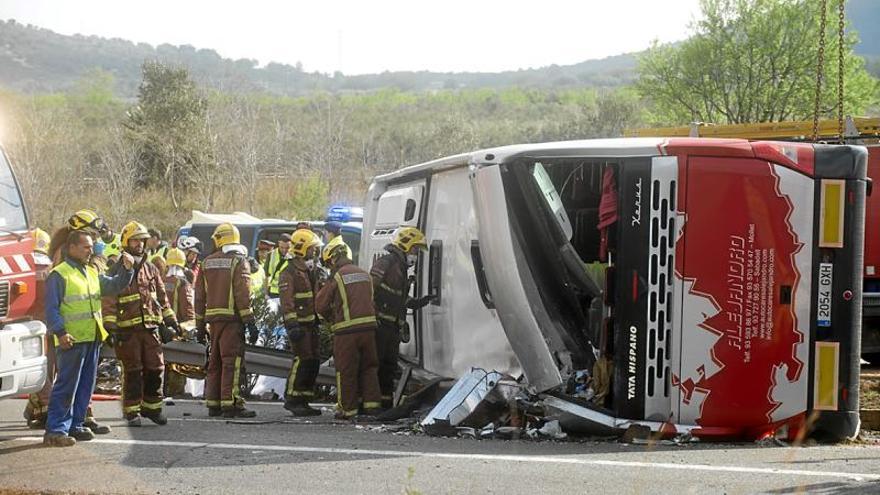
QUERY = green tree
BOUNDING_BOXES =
[636,0,879,124]
[124,60,214,208]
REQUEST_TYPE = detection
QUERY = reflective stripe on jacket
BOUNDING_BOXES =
[370,245,409,326]
[51,261,107,343]
[315,260,376,334]
[264,249,289,297]
[103,259,175,330]
[279,259,318,325]
[194,251,254,324]
[164,275,195,322]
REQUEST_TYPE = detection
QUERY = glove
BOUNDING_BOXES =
[245,322,259,345]
[399,321,411,344]
[407,294,436,310]
[195,325,207,345]
[285,322,304,343]
[159,323,178,344]
[104,332,119,347]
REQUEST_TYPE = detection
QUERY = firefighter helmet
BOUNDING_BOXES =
[32,228,50,255]
[178,236,202,254]
[212,223,240,249]
[165,247,186,267]
[68,209,105,233]
[321,242,347,265]
[291,229,321,258]
[104,233,122,259]
[392,227,428,253]
[120,221,150,247]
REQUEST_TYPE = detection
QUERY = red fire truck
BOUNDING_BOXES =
[0,145,47,399]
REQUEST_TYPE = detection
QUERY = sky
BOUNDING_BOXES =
[0,0,704,75]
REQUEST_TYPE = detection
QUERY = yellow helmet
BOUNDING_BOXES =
[68,209,105,232]
[120,221,150,247]
[104,233,122,259]
[212,223,240,249]
[291,229,321,258]
[32,228,50,255]
[392,227,428,253]
[321,242,348,265]
[165,247,186,267]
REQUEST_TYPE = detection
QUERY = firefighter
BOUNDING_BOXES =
[163,248,195,324]
[322,221,352,261]
[370,227,434,408]
[315,243,382,420]
[163,247,195,397]
[256,239,274,265]
[146,228,169,262]
[49,209,109,265]
[279,229,323,416]
[43,230,134,446]
[103,221,179,427]
[178,236,202,284]
[194,223,259,418]
[264,233,291,299]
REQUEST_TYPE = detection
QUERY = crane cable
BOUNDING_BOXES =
[811,0,847,143]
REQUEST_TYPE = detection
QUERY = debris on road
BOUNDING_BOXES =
[420,368,519,436]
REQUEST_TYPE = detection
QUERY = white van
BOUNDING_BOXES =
[361,138,867,441]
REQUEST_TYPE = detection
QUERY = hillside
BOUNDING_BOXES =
[0,19,638,97]
[849,0,880,56]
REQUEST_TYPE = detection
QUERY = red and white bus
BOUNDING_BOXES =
[364,137,866,441]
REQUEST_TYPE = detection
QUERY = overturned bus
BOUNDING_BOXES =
[362,138,868,441]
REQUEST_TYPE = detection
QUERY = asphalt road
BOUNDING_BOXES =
[1,399,879,495]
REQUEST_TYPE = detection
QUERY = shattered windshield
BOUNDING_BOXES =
[0,151,27,232]
[532,162,573,241]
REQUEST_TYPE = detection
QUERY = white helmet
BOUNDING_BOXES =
[178,236,202,253]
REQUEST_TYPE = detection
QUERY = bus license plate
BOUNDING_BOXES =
[817,263,833,327]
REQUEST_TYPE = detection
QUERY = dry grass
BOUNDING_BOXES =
[862,375,880,410]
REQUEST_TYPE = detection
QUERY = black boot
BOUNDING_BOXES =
[223,407,257,418]
[141,410,168,425]
[284,397,320,416]
[208,407,222,417]
[83,417,112,434]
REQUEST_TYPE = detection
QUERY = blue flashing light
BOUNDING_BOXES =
[326,205,364,223]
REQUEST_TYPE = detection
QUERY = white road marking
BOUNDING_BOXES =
[9,437,879,482]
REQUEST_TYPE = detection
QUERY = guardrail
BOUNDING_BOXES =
[100,340,338,385]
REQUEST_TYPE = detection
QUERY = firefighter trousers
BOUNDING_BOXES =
[205,321,246,411]
[375,321,400,406]
[114,329,165,417]
[285,325,320,403]
[333,329,381,418]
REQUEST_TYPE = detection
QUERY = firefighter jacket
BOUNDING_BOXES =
[264,249,289,297]
[370,244,410,326]
[279,259,319,327]
[164,273,195,323]
[315,260,376,334]
[194,249,255,327]
[103,257,176,331]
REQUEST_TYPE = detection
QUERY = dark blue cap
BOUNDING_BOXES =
[325,221,342,234]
